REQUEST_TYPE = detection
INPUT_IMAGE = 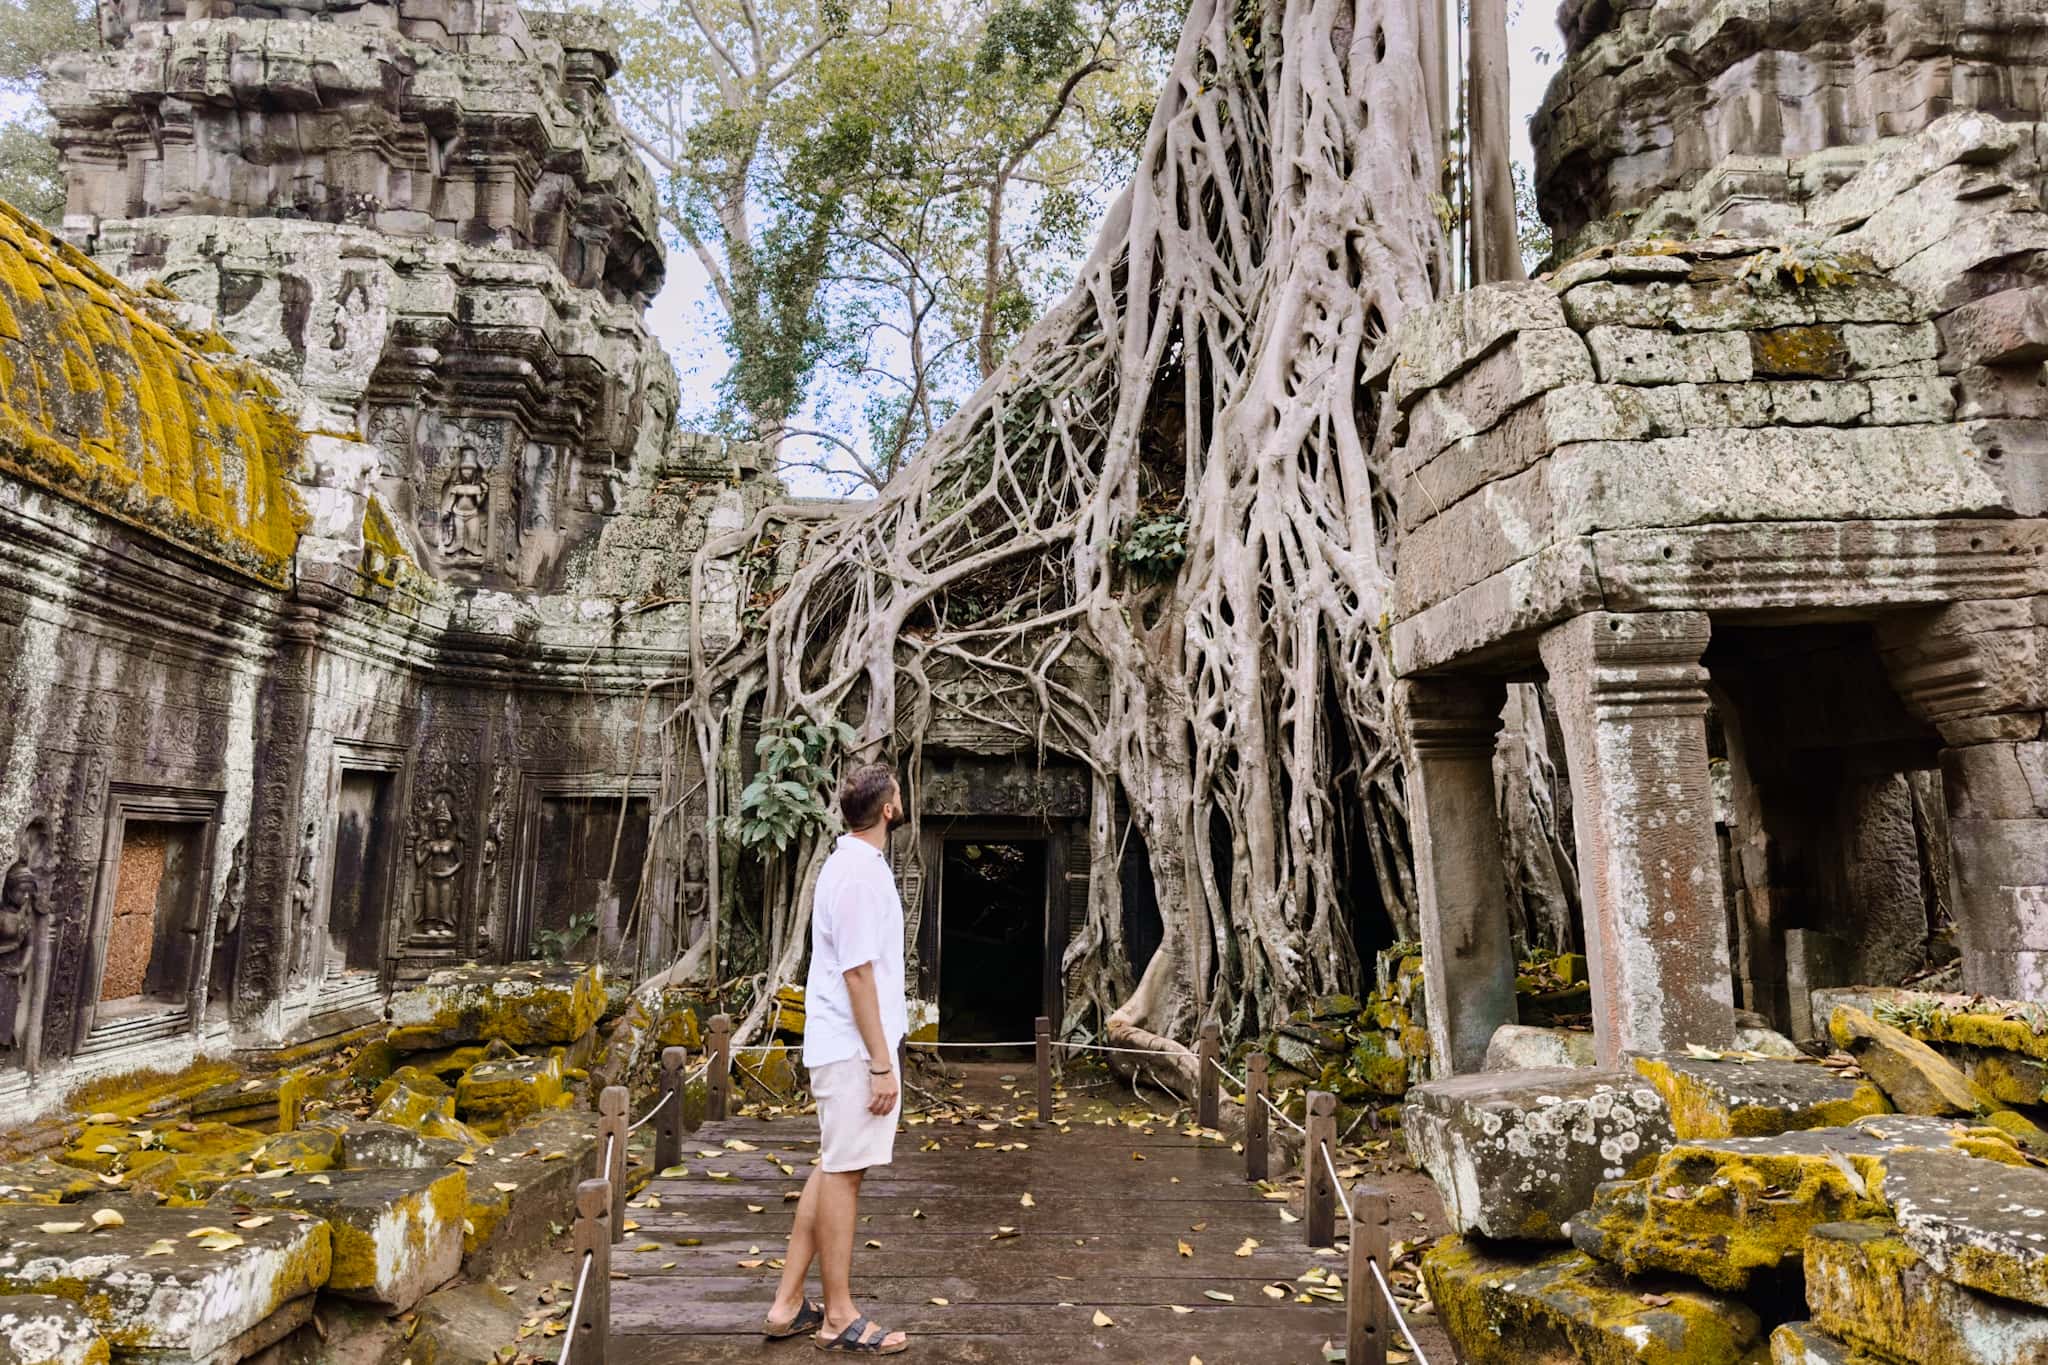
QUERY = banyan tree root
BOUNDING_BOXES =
[658,0,1447,1056]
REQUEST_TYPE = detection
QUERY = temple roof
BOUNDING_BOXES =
[0,199,304,586]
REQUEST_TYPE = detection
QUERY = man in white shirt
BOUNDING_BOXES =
[763,762,911,1354]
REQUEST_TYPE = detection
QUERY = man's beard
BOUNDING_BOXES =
[885,809,910,835]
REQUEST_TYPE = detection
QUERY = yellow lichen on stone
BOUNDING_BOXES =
[1423,1236,1765,1365]
[1631,1055,1891,1139]
[0,202,304,585]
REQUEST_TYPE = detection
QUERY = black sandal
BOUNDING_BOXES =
[814,1315,908,1354]
[764,1298,825,1340]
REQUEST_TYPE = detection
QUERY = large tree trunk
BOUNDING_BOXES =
[654,0,1448,1060]
[1467,0,1524,284]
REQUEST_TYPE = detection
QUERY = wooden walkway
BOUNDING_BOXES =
[608,1073,1451,1364]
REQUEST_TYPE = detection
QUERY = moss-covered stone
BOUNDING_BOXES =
[1422,1237,1765,1364]
[54,1121,263,1177]
[1831,1007,1999,1118]
[386,963,605,1052]
[1885,1146,2048,1310]
[0,1203,330,1359]
[458,1111,600,1275]
[455,1054,566,1135]
[1806,1219,2048,1365]
[1570,1116,2022,1290]
[1768,1321,1873,1364]
[338,1121,471,1172]
[214,1166,464,1312]
[0,1293,109,1365]
[1632,1054,1891,1139]
[0,1157,109,1207]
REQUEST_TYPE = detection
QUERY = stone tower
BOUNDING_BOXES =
[43,0,676,591]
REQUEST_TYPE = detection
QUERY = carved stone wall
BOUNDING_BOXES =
[43,0,675,594]
[1535,0,2048,255]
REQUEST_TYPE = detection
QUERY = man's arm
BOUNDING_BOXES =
[843,962,899,1115]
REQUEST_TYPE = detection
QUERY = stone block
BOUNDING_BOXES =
[1941,287,2048,370]
[340,1122,471,1171]
[455,1054,565,1134]
[1403,329,1597,451]
[214,1166,465,1312]
[0,1295,107,1365]
[1586,326,1752,384]
[1829,1006,1997,1117]
[1768,1321,1857,1364]
[1422,1238,1766,1365]
[0,1157,109,1206]
[1388,282,1572,404]
[1482,1024,1597,1072]
[1404,1068,1673,1241]
[1570,1115,2023,1290]
[1843,322,1940,374]
[1805,1219,2048,1365]
[459,1111,601,1274]
[387,962,605,1051]
[1869,376,1956,426]
[1958,419,2048,515]
[1887,1146,2048,1310]
[1750,324,1851,378]
[1631,1054,1892,1139]
[0,1204,329,1362]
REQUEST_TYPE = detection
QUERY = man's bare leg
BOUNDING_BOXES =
[767,1167,824,1327]
[816,1168,907,1349]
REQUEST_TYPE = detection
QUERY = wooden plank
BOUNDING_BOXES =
[611,1298,1339,1335]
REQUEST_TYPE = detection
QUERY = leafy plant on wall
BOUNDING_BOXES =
[730,717,858,853]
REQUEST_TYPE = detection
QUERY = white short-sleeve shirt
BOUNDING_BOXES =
[803,834,909,1068]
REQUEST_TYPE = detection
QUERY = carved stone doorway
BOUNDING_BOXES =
[82,786,221,1053]
[934,837,1052,1044]
[327,771,397,975]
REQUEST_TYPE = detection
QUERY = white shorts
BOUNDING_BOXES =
[811,1057,901,1173]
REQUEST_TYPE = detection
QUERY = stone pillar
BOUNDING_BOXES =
[1394,676,1516,1077]
[1881,599,2048,999]
[1539,612,1736,1064]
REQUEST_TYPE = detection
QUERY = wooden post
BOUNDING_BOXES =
[1305,1089,1337,1249]
[1197,1021,1220,1129]
[1035,1015,1053,1123]
[598,1086,629,1242]
[708,1013,732,1122]
[570,1178,612,1364]
[657,1047,687,1167]
[1348,1183,1391,1365]
[1246,1052,1270,1182]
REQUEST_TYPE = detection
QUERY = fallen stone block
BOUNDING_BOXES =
[214,1166,464,1312]
[55,1122,262,1177]
[1830,1006,1997,1117]
[1422,1237,1766,1365]
[387,1039,517,1088]
[0,1157,110,1206]
[386,963,605,1052]
[0,1204,329,1362]
[339,1122,470,1172]
[1768,1321,1860,1364]
[455,1053,565,1134]
[459,1111,601,1274]
[1483,1024,1597,1071]
[1631,1054,1892,1139]
[1570,1115,2023,1290]
[0,1294,107,1365]
[1886,1146,2048,1310]
[1404,1068,1673,1240]
[188,1077,282,1130]
[1806,1219,2048,1365]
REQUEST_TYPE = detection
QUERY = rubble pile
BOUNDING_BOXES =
[0,962,695,1362]
[1411,993,2048,1364]
[1250,946,1595,1126]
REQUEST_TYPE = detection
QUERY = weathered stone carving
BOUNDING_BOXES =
[438,455,490,563]
[288,820,320,989]
[208,837,244,1008]
[411,794,464,941]
[0,822,53,1076]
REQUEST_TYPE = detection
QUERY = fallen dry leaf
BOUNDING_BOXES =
[1092,1310,1115,1328]
[36,1221,84,1234]
[929,1297,949,1306]
[91,1209,124,1230]
[1020,1193,1035,1208]
[1177,1239,1193,1258]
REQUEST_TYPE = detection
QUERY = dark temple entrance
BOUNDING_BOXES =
[327,770,396,973]
[936,839,1049,1043]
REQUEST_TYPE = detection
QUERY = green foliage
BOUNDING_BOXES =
[1115,506,1188,579]
[532,910,600,964]
[1512,162,1552,275]
[0,121,63,224]
[730,716,857,852]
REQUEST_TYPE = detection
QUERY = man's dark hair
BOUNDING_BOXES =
[838,762,898,832]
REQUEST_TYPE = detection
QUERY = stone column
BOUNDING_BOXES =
[1539,612,1736,1064]
[1394,676,1515,1077]
[1881,599,2048,999]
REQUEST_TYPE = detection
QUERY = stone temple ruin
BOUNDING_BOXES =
[0,0,784,1110]
[0,0,2045,1358]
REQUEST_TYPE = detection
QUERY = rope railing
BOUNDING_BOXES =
[559,1246,595,1365]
